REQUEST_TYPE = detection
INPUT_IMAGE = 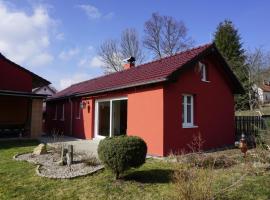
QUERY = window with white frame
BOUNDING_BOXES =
[53,105,57,120]
[182,94,194,127]
[199,62,208,81]
[60,104,65,121]
[76,101,81,119]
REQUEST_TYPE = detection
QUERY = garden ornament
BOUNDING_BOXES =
[239,133,248,158]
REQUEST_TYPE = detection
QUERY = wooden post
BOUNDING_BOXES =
[60,145,68,165]
[67,145,73,164]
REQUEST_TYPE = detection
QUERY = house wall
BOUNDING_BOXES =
[127,86,164,156]
[0,59,32,92]
[45,85,165,156]
[263,91,270,103]
[45,100,71,135]
[163,54,235,155]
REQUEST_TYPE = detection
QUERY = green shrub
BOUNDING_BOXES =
[97,135,147,179]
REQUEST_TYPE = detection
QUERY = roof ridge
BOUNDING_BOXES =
[70,43,213,88]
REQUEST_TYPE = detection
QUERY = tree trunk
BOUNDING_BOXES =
[115,171,120,180]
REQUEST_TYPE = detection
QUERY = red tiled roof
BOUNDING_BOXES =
[49,43,242,100]
[260,84,270,92]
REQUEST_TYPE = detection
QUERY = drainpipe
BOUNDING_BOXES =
[69,97,73,136]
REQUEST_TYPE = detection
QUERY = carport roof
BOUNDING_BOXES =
[0,90,47,98]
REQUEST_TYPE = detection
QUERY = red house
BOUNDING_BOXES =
[45,43,243,156]
[0,53,50,138]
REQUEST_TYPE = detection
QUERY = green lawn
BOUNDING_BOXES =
[0,140,270,200]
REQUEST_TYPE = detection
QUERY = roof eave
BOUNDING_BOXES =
[0,90,48,98]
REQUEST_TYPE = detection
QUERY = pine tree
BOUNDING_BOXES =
[214,20,249,110]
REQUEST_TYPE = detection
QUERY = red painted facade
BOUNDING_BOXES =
[46,55,236,156]
[163,54,235,155]
[0,59,32,92]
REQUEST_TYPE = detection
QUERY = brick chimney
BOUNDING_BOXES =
[123,57,136,70]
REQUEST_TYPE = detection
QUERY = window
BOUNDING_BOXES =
[60,104,65,121]
[76,101,81,119]
[53,105,57,120]
[182,95,194,128]
[199,62,208,82]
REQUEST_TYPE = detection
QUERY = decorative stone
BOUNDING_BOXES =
[33,144,47,155]
[66,152,72,167]
[14,152,104,179]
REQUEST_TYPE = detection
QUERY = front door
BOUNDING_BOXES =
[95,98,127,138]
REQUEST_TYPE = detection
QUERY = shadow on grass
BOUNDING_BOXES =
[123,169,173,184]
[0,139,39,150]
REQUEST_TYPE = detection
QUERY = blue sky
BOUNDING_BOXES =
[0,0,269,90]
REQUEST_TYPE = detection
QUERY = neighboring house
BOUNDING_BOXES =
[45,43,243,156]
[33,85,57,111]
[0,53,50,138]
[33,85,57,132]
[258,83,270,104]
[33,85,57,97]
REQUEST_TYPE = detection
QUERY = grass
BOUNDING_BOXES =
[0,140,270,200]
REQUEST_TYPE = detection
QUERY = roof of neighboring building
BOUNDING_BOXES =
[0,53,51,88]
[260,84,270,92]
[32,85,57,94]
[0,90,47,99]
[48,43,244,101]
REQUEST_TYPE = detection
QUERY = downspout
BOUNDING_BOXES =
[69,97,73,136]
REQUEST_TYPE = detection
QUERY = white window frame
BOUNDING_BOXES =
[53,105,57,120]
[182,94,196,128]
[199,62,209,82]
[60,104,65,121]
[94,97,128,139]
[76,101,81,119]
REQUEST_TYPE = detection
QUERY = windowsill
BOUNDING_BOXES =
[201,80,210,83]
[182,125,198,129]
[60,119,65,121]
[75,117,80,120]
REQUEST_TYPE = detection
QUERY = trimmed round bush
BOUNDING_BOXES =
[98,135,147,179]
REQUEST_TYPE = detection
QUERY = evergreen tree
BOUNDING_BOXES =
[214,20,250,110]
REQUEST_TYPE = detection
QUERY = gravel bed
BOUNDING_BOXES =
[14,152,104,179]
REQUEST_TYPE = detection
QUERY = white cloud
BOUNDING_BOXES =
[77,4,114,20]
[59,48,80,61]
[59,73,91,90]
[103,12,114,19]
[56,32,64,40]
[0,2,56,67]
[77,4,101,19]
[78,55,105,68]
[30,53,53,66]
[90,56,104,67]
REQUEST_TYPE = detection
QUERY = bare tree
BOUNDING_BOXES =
[99,28,144,73]
[98,39,123,73]
[246,48,270,109]
[120,28,144,64]
[143,12,193,59]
